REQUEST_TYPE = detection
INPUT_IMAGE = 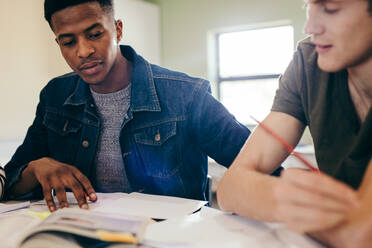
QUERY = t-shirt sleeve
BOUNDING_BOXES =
[271,45,307,125]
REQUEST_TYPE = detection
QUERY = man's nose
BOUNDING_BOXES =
[304,4,324,36]
[76,39,95,58]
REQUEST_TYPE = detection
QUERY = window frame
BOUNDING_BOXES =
[215,24,293,100]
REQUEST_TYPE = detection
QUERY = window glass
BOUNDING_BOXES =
[218,25,294,125]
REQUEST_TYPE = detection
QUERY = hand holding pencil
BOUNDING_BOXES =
[249,116,360,233]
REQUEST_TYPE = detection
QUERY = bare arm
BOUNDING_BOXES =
[217,111,305,221]
[217,111,359,232]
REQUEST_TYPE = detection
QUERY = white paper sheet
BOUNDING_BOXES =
[93,192,207,219]
[143,206,325,248]
[31,192,128,211]
[0,201,30,214]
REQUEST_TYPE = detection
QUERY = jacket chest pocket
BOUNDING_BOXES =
[43,112,82,163]
[133,121,181,178]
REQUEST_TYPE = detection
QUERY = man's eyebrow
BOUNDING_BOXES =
[57,23,103,40]
[85,23,102,32]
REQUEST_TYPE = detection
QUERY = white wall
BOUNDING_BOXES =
[0,0,69,141]
[115,0,161,65]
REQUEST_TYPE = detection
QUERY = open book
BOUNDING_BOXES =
[18,208,151,248]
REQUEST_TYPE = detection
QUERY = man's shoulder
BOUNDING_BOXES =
[296,37,318,65]
[48,71,79,84]
[40,72,80,103]
[44,72,79,91]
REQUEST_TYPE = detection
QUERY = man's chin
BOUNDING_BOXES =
[317,58,344,73]
[79,75,103,84]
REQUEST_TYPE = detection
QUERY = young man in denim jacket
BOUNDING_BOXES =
[4,0,250,211]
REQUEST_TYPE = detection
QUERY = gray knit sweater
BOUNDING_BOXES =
[90,85,132,193]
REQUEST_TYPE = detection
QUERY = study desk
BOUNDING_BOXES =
[0,195,324,248]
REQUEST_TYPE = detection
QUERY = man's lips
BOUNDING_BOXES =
[79,61,103,75]
[315,44,333,53]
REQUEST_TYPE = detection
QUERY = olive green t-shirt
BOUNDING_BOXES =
[272,38,372,189]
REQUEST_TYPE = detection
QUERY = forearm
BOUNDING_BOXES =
[217,112,306,223]
[217,166,281,222]
[9,162,40,197]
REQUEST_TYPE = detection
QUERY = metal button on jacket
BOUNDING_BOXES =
[82,140,89,148]
[155,133,161,142]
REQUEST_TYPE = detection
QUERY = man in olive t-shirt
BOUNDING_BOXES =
[217,0,372,247]
[272,38,372,189]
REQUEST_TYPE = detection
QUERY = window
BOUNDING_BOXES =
[217,25,294,125]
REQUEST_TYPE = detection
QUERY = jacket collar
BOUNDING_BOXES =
[64,45,161,113]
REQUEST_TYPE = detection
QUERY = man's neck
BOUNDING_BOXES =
[348,57,372,99]
[347,58,372,122]
[91,49,133,94]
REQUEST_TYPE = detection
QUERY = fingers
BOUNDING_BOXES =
[69,180,89,209]
[274,182,348,233]
[280,201,347,233]
[71,168,97,202]
[58,167,96,209]
[281,169,360,208]
[43,177,69,211]
[32,158,96,211]
[54,185,68,209]
[41,184,56,212]
[274,169,361,233]
[277,180,354,214]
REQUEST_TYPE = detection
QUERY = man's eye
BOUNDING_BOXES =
[324,7,340,14]
[89,32,103,39]
[61,40,75,47]
[323,3,340,14]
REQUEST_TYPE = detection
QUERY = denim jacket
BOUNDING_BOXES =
[5,45,250,200]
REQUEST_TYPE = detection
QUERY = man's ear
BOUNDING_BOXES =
[115,19,123,43]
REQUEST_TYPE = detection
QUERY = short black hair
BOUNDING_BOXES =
[44,0,114,30]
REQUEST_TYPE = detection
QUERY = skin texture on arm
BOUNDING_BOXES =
[217,111,360,232]
[217,111,305,221]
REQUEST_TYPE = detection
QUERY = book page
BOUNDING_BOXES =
[0,213,42,248]
[44,208,146,234]
[18,208,150,248]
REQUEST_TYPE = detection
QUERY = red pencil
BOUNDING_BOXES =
[83,191,90,201]
[250,116,319,172]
